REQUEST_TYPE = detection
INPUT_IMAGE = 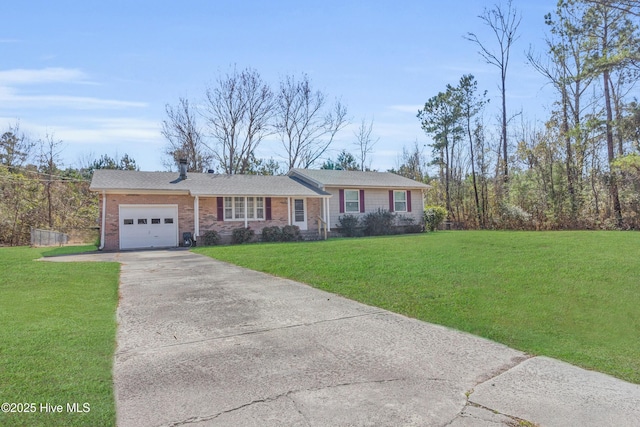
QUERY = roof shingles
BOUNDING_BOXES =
[89,170,330,197]
[289,168,430,189]
[90,169,428,197]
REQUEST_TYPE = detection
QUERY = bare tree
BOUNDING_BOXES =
[38,133,64,229]
[353,117,379,171]
[465,0,521,183]
[391,142,428,183]
[204,67,274,174]
[275,74,348,170]
[161,97,212,172]
[0,122,34,167]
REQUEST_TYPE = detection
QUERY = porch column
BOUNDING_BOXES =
[325,197,331,231]
[194,196,200,239]
[244,196,248,228]
[287,197,291,225]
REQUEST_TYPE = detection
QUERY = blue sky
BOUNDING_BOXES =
[2,0,558,172]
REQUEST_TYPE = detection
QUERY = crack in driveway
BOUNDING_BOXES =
[446,354,538,427]
[116,310,387,356]
[162,378,406,427]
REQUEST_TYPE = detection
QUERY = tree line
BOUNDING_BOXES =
[414,0,640,230]
[0,124,138,246]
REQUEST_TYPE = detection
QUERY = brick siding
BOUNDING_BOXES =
[99,193,194,251]
[99,194,324,250]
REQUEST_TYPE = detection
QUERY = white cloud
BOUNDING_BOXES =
[0,68,146,110]
[0,67,89,85]
[0,87,147,110]
[15,94,145,110]
[51,118,161,144]
[0,116,161,144]
[388,104,422,114]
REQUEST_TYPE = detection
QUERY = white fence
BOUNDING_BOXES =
[30,227,68,247]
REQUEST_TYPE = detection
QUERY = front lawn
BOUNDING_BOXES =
[0,246,119,426]
[194,231,640,384]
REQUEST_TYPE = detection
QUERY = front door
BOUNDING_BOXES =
[293,198,307,230]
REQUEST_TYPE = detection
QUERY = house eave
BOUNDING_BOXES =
[190,192,332,198]
[324,184,430,190]
[90,188,191,196]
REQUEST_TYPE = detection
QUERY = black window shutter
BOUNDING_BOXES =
[265,197,272,220]
[217,197,224,221]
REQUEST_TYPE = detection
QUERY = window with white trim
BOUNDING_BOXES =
[256,197,264,219]
[234,197,244,219]
[224,197,265,220]
[344,189,360,213]
[394,190,407,212]
[224,197,233,219]
[247,197,254,219]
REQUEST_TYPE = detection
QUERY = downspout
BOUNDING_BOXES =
[99,191,106,250]
[194,195,199,242]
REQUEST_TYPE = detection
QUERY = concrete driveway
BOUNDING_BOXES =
[48,249,640,426]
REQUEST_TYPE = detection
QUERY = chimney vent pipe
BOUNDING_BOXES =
[178,159,188,180]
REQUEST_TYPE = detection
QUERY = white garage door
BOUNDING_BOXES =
[119,205,178,250]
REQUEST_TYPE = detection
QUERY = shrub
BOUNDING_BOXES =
[261,226,283,242]
[362,208,395,236]
[424,206,447,231]
[397,215,423,233]
[281,225,302,242]
[499,204,533,230]
[337,214,361,237]
[231,227,255,244]
[202,230,221,246]
[601,218,623,231]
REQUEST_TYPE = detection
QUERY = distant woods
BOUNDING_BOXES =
[0,123,139,246]
[416,0,640,230]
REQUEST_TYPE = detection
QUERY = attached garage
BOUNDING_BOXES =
[119,205,178,250]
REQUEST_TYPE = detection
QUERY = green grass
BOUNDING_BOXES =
[0,246,120,426]
[41,245,100,257]
[194,231,640,384]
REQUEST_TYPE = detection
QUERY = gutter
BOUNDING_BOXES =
[99,190,106,250]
